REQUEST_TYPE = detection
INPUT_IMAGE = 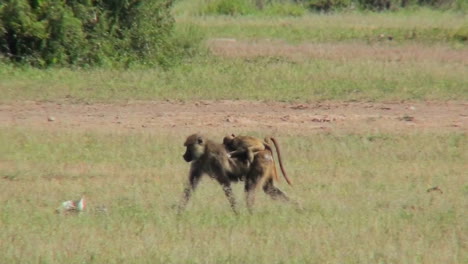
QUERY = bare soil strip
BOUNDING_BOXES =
[0,101,466,134]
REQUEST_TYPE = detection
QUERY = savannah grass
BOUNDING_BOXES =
[0,7,466,263]
[1,9,467,103]
[175,9,468,44]
[0,128,466,263]
[0,52,466,102]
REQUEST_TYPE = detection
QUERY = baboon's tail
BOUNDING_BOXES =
[268,137,292,186]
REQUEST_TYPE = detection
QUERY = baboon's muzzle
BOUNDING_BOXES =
[183,151,192,162]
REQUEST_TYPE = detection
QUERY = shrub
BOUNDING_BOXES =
[0,0,176,67]
[357,0,395,10]
[417,0,455,8]
[170,23,207,61]
[453,25,468,42]
[306,0,352,11]
[204,0,256,15]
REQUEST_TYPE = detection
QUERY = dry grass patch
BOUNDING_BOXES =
[209,39,468,64]
[0,128,466,263]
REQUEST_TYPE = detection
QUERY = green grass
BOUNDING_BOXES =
[1,6,466,264]
[0,8,466,102]
[176,9,467,44]
[0,128,466,263]
[1,54,466,102]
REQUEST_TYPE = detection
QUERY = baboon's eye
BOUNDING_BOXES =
[197,137,203,144]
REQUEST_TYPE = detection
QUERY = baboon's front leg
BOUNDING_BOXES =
[215,176,238,214]
[221,183,238,215]
[178,166,202,214]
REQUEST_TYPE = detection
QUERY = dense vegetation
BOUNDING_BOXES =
[1,0,466,68]
[0,0,174,67]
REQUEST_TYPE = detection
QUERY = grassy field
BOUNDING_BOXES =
[0,129,466,263]
[175,10,468,43]
[0,4,467,264]
[0,9,466,103]
[1,49,466,102]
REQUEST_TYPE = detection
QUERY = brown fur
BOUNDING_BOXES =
[180,134,294,214]
[223,134,292,185]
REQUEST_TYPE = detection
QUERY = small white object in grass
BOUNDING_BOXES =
[56,196,86,214]
[76,196,86,211]
[61,200,76,211]
[48,116,55,122]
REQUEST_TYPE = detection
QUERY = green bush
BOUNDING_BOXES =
[454,0,468,10]
[204,0,256,15]
[170,23,207,60]
[453,25,468,42]
[417,0,456,8]
[0,0,176,67]
[357,0,396,10]
[306,0,352,11]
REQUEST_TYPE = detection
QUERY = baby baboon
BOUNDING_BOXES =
[180,133,295,214]
[223,134,266,163]
[223,134,292,185]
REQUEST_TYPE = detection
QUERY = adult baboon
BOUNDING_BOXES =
[180,134,247,214]
[180,133,294,214]
[223,134,292,185]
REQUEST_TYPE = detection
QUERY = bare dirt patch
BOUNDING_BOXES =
[0,100,466,135]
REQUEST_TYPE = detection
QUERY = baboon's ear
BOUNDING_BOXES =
[197,137,204,144]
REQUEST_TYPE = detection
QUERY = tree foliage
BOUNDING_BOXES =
[0,0,175,67]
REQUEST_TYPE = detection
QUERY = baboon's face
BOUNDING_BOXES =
[222,134,236,151]
[223,136,233,148]
[183,134,205,162]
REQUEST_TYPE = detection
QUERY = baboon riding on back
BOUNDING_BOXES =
[179,133,294,214]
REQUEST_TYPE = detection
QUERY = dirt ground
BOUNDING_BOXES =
[0,100,466,135]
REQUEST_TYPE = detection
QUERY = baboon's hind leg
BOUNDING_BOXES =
[262,178,290,202]
[263,178,304,211]
[245,177,259,214]
[244,157,266,213]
